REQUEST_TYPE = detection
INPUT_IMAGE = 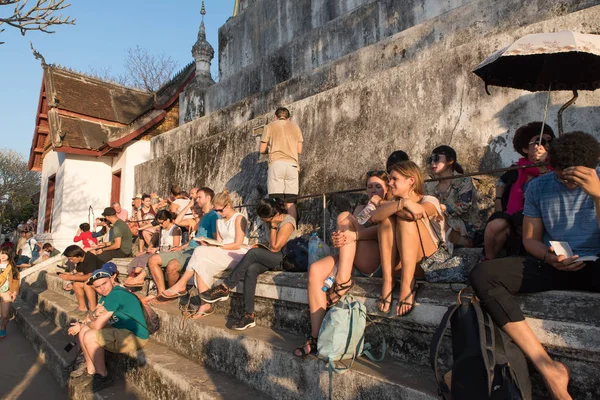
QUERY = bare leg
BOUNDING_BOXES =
[147,254,166,294]
[83,329,107,376]
[286,203,297,222]
[83,284,97,310]
[72,282,89,311]
[448,229,473,247]
[165,260,182,288]
[377,216,397,312]
[166,269,194,293]
[307,255,336,338]
[395,218,437,316]
[194,272,212,314]
[78,325,95,375]
[503,321,571,399]
[335,212,357,284]
[484,219,510,260]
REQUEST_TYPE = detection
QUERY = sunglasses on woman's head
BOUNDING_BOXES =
[366,170,387,178]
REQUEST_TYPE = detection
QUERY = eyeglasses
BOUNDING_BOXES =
[157,219,166,225]
[528,138,552,147]
[427,154,445,164]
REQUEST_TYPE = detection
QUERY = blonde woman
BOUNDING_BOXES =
[371,161,447,316]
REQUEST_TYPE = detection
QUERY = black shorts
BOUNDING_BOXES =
[269,193,298,204]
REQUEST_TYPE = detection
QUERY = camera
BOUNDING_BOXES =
[98,217,107,222]
[64,341,77,352]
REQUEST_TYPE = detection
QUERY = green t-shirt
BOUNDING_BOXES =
[111,219,133,255]
[100,286,149,339]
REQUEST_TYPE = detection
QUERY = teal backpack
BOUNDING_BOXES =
[317,295,385,398]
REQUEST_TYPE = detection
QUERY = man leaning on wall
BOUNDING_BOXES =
[259,107,303,220]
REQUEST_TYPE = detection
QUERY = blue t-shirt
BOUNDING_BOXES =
[524,169,600,257]
[187,210,220,250]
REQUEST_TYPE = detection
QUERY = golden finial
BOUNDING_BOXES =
[201,0,206,18]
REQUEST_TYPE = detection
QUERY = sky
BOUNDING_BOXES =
[0,0,233,159]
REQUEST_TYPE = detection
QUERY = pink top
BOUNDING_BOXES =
[116,209,128,221]
[506,158,553,215]
[74,231,97,248]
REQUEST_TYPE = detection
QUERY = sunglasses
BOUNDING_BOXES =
[88,271,111,284]
[214,204,228,213]
[427,154,445,164]
[528,138,552,147]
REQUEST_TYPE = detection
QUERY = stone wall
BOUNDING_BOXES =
[135,0,600,234]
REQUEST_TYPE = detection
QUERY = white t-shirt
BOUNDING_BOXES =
[21,238,38,258]
[159,224,182,250]
[172,198,194,220]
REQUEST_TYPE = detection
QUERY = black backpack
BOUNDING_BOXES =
[430,294,531,400]
[281,237,309,272]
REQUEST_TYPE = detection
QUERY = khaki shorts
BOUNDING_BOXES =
[96,326,148,355]
[267,160,299,195]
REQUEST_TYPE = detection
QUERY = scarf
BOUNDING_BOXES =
[506,157,552,215]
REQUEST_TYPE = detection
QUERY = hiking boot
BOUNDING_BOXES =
[85,373,114,392]
[231,313,256,331]
[200,284,230,303]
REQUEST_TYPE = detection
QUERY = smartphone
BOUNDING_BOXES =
[56,271,63,275]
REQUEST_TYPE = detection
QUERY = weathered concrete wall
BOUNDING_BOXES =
[135,1,600,232]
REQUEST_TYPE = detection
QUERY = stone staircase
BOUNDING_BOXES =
[14,258,600,399]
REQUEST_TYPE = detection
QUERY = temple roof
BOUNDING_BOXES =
[29,61,196,171]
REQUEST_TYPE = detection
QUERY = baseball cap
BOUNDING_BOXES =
[86,262,118,285]
[132,193,143,200]
[102,207,117,217]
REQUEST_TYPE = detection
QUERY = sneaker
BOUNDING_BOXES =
[85,373,114,392]
[200,284,230,303]
[0,329,6,338]
[231,313,256,331]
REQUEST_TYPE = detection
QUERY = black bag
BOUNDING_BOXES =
[281,237,309,272]
[430,294,531,400]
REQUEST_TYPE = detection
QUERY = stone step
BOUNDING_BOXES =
[18,281,268,400]
[30,264,600,398]
[24,267,439,400]
[12,299,144,400]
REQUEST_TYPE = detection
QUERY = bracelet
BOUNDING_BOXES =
[270,226,278,230]
[396,198,403,211]
[543,250,549,264]
[355,231,359,242]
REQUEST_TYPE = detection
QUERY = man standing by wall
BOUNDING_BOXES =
[259,107,303,220]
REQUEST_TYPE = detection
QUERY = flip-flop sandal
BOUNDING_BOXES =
[294,336,318,357]
[376,281,397,313]
[191,309,214,319]
[160,288,188,299]
[396,282,419,317]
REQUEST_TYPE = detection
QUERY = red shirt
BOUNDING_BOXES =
[74,231,97,248]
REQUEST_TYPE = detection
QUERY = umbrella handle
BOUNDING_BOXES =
[557,90,578,136]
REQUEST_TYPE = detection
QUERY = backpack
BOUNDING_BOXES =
[281,237,309,272]
[131,292,160,335]
[430,294,531,400]
[317,295,385,399]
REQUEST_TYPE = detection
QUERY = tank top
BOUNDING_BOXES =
[140,207,156,221]
[217,212,248,245]
[159,224,181,250]
[173,198,194,220]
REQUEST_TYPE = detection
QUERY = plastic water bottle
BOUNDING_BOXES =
[356,202,376,225]
[308,232,328,266]
[322,266,338,292]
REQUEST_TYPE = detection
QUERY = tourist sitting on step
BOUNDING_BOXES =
[483,122,554,260]
[74,222,98,250]
[123,210,182,289]
[371,161,447,317]
[58,245,104,313]
[90,207,133,262]
[68,264,149,392]
[32,242,61,265]
[425,145,480,248]
[145,190,249,314]
[294,170,391,356]
[15,229,41,267]
[0,248,20,338]
[470,131,600,400]
[170,185,198,242]
[201,198,297,330]
[136,194,159,254]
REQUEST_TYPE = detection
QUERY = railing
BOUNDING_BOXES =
[233,162,546,241]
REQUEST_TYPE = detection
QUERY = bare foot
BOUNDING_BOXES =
[396,281,417,317]
[141,294,156,303]
[377,280,394,313]
[541,361,571,400]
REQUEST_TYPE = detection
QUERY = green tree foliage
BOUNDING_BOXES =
[0,149,40,230]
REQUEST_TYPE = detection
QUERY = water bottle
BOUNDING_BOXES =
[355,202,376,225]
[308,232,322,266]
[322,266,338,292]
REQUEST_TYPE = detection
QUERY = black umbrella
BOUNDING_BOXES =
[473,31,600,134]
